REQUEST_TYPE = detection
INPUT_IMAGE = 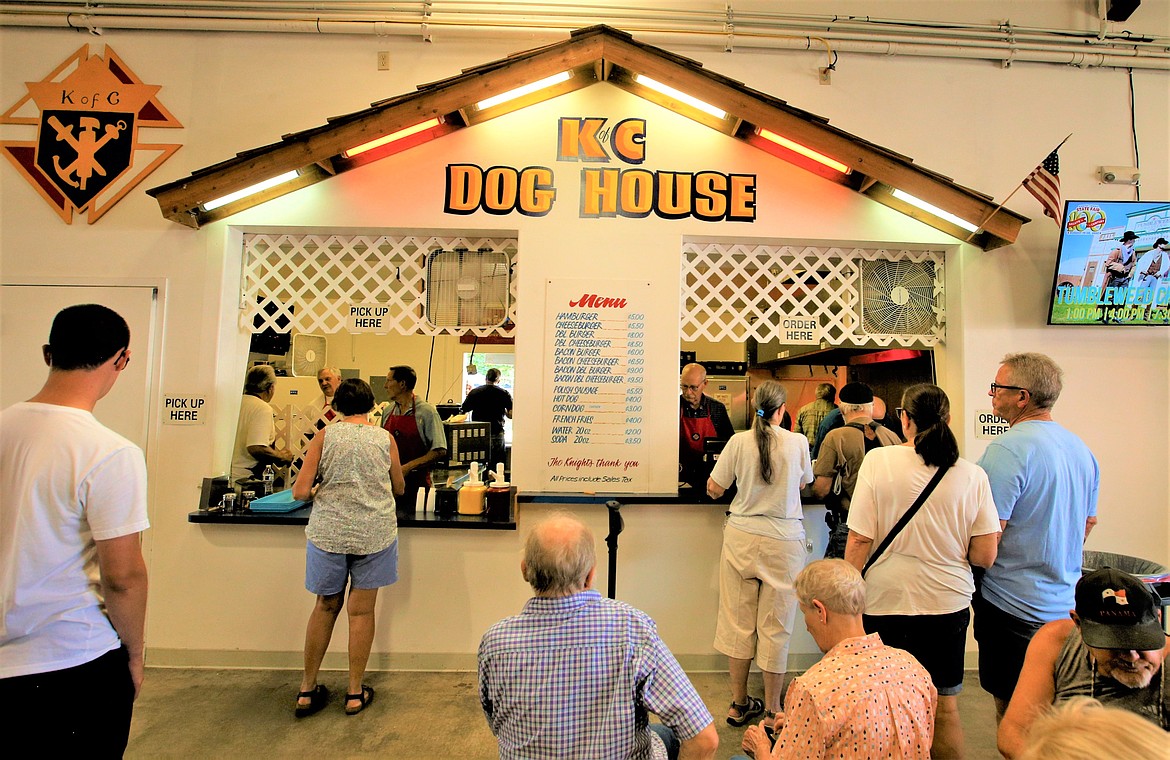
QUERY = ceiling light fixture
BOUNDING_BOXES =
[891,188,979,233]
[343,118,442,158]
[476,71,572,110]
[202,170,301,211]
[756,128,850,174]
[634,75,726,119]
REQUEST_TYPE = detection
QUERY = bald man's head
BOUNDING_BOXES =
[521,512,596,596]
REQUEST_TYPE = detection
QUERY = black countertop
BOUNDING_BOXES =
[188,503,516,530]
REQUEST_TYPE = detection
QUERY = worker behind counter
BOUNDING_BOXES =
[382,365,447,512]
[460,368,513,467]
[231,364,294,483]
[679,363,735,492]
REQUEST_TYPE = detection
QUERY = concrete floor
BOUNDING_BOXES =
[127,668,1001,758]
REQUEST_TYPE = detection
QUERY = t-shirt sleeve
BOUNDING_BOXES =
[813,434,843,478]
[976,442,1024,520]
[83,446,150,540]
[418,406,447,451]
[798,437,814,485]
[969,467,1003,536]
[845,456,878,539]
[242,401,274,448]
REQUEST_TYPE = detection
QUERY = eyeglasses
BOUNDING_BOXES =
[680,384,703,392]
[895,407,904,418]
[989,383,1029,394]
[114,348,131,369]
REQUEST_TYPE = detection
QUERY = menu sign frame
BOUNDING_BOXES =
[540,279,653,492]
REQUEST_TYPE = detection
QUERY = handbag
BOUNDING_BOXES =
[861,464,950,577]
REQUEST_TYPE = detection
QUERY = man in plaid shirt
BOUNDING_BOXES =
[478,512,718,759]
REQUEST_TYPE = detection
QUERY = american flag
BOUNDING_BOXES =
[1023,149,1061,226]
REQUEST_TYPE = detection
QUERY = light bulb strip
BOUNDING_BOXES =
[891,188,979,233]
[756,128,850,174]
[633,74,726,119]
[475,71,572,110]
[202,170,301,211]
[343,118,442,158]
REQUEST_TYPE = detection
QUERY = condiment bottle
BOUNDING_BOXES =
[458,461,486,515]
[485,462,512,522]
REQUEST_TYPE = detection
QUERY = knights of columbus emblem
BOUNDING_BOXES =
[1,45,182,224]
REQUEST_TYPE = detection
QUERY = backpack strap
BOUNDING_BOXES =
[862,464,951,576]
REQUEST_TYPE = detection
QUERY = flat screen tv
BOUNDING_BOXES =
[1048,200,1170,326]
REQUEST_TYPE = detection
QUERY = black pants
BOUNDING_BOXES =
[0,645,135,758]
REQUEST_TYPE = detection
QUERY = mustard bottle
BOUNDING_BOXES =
[458,461,486,515]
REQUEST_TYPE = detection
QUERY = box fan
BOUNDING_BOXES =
[425,247,511,328]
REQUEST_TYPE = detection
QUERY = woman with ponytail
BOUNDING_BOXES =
[706,380,813,728]
[845,383,1001,759]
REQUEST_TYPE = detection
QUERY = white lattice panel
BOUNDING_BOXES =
[681,243,945,346]
[242,233,518,336]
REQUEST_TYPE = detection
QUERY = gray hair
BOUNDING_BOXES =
[1018,697,1170,760]
[522,511,596,596]
[795,559,867,616]
[1001,352,1063,410]
[838,401,874,417]
[244,365,276,395]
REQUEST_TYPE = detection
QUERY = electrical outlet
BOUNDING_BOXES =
[819,67,832,85]
[377,51,390,71]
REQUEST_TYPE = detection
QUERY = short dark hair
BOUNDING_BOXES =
[332,378,375,415]
[389,365,417,391]
[486,368,501,383]
[815,382,836,403]
[46,304,130,370]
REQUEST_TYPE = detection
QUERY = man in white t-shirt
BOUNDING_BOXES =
[231,364,294,481]
[0,304,150,756]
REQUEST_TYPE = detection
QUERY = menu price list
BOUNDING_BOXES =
[549,309,644,445]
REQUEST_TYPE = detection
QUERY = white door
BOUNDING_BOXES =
[0,284,158,450]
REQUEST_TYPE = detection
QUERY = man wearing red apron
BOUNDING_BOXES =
[679,363,735,491]
[382,366,447,513]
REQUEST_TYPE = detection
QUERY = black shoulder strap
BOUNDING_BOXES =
[862,464,950,577]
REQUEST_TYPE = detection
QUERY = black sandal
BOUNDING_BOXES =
[294,684,328,718]
[726,696,764,727]
[344,684,375,716]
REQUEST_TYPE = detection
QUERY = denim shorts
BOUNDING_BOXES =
[305,539,398,595]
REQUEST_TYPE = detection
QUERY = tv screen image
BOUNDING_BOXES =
[1048,200,1170,326]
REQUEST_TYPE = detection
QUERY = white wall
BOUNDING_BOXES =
[2,1,1166,669]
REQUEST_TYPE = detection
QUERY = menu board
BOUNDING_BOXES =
[541,279,651,492]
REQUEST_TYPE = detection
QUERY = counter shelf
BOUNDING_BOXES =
[189,501,516,530]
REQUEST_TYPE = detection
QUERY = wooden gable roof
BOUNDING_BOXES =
[146,25,1028,249]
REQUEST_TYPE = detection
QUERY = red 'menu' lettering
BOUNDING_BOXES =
[569,294,628,309]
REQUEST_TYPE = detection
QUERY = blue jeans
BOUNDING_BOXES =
[649,723,680,760]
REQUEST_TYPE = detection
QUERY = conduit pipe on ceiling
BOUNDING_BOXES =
[2,5,1169,72]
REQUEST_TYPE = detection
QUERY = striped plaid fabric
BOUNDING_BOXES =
[479,590,713,759]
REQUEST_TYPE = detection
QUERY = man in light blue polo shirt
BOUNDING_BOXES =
[975,352,1099,719]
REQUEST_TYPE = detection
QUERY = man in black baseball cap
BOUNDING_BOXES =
[998,567,1169,757]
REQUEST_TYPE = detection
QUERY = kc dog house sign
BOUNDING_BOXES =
[1,45,182,224]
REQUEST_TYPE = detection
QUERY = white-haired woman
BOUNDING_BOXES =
[707,380,813,727]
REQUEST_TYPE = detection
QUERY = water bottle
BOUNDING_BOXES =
[262,465,275,495]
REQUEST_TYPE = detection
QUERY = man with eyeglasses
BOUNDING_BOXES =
[0,304,149,756]
[974,352,1100,720]
[679,363,734,491]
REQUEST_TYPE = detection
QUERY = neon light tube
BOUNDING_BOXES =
[892,188,979,233]
[202,170,301,211]
[756,128,850,174]
[343,118,442,158]
[476,71,572,110]
[634,75,726,119]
